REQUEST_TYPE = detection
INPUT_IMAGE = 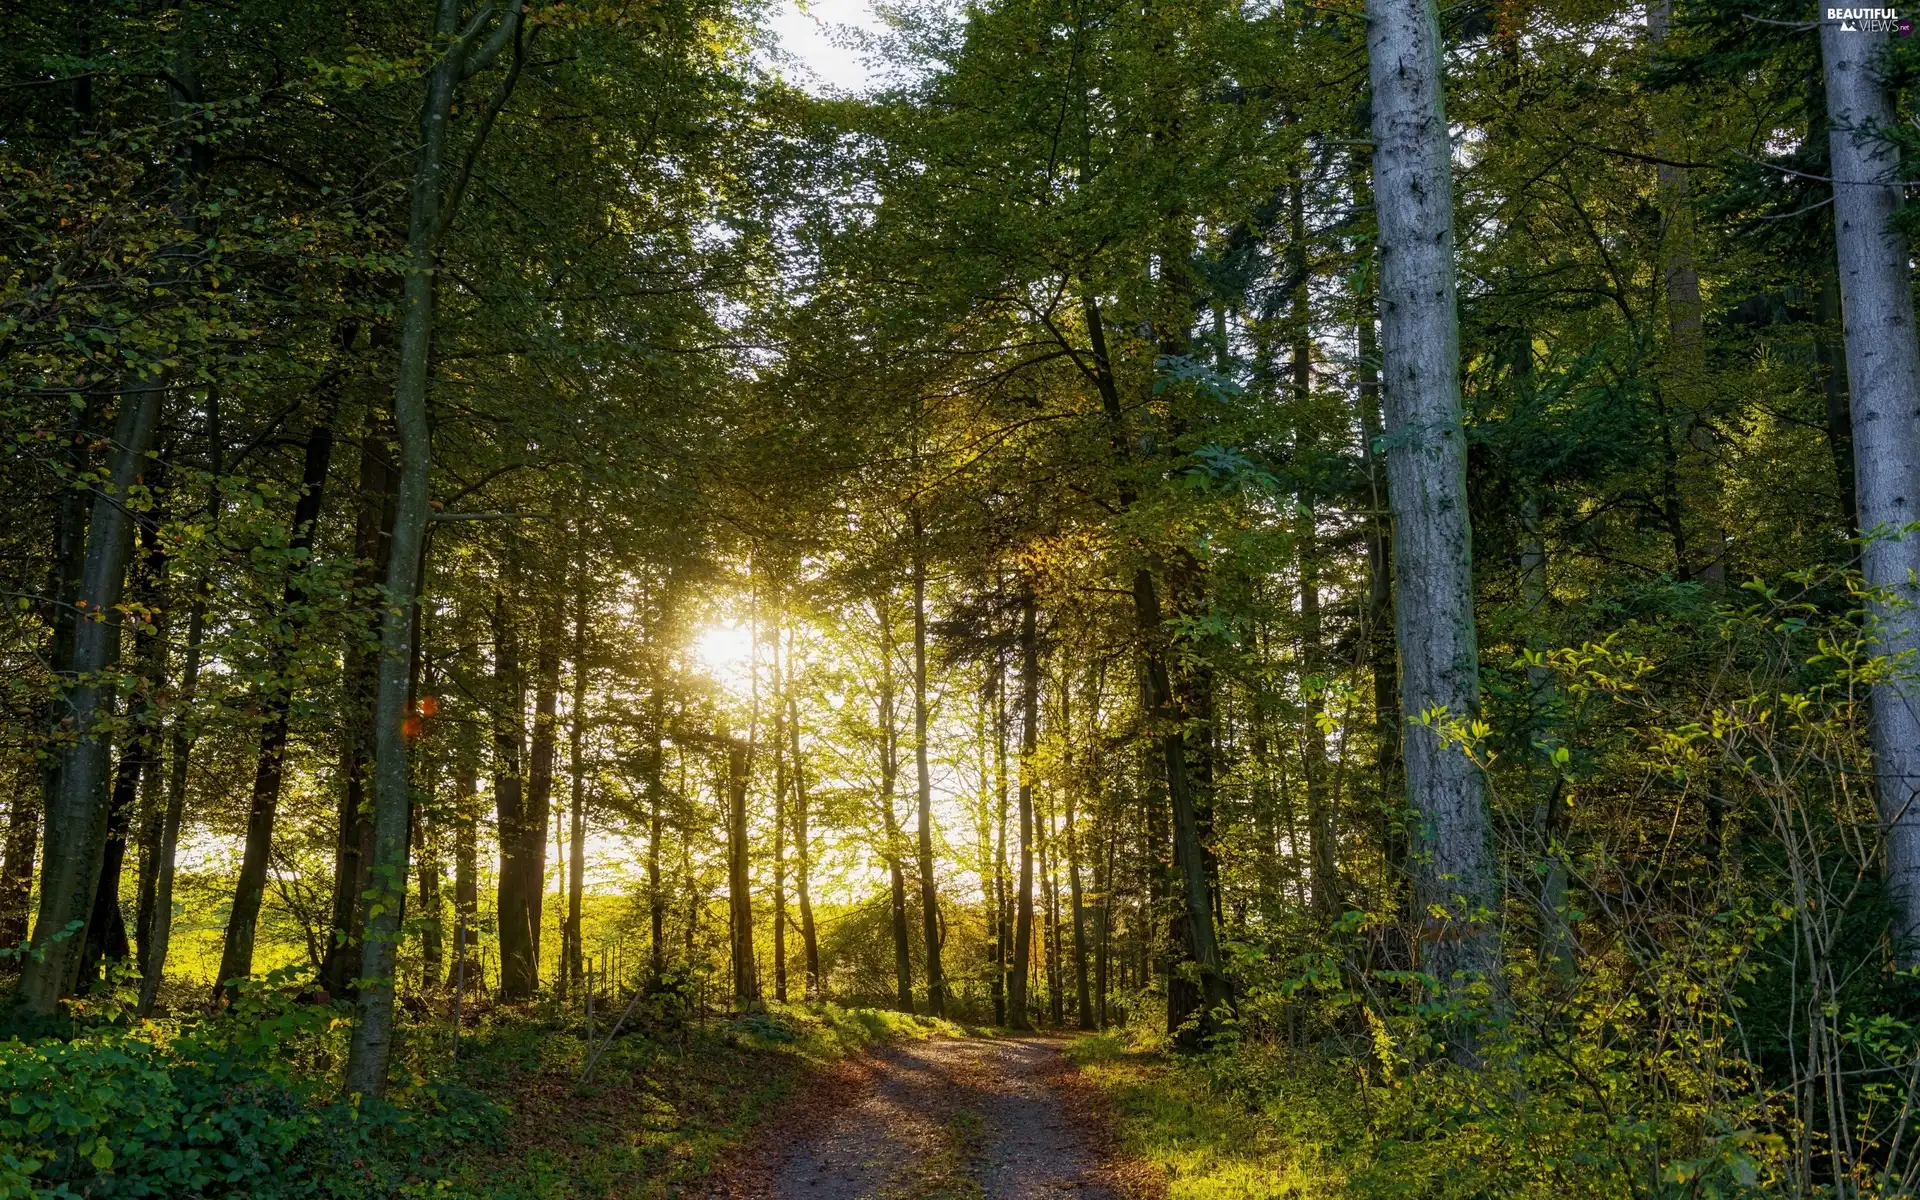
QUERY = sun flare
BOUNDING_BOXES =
[693,621,756,692]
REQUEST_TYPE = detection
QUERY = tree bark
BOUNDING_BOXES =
[526,607,561,979]
[17,382,164,1014]
[322,435,398,999]
[787,677,821,999]
[565,571,589,994]
[911,507,946,1017]
[1820,9,1920,963]
[878,595,914,1013]
[1368,0,1502,1045]
[494,583,534,1000]
[1082,294,1230,1041]
[344,0,527,1096]
[726,739,759,1009]
[1008,590,1039,1030]
[216,408,337,1001]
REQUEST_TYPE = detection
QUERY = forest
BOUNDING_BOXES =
[4,0,1920,1194]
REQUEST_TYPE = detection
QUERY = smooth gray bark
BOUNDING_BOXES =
[17,387,163,1015]
[1366,0,1501,1018]
[1819,14,1920,961]
[345,0,525,1095]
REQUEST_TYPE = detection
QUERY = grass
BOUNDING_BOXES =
[1063,1034,1348,1200]
[430,1001,962,1199]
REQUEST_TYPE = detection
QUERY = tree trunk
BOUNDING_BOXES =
[526,609,561,980]
[649,689,667,979]
[216,408,337,1001]
[16,384,163,1016]
[911,508,946,1017]
[878,596,914,1013]
[1067,749,1093,1030]
[1082,293,1230,1041]
[991,657,1010,1026]
[322,435,398,999]
[787,678,821,999]
[138,583,204,1016]
[1820,8,1920,963]
[448,750,479,991]
[1368,0,1502,1045]
[1008,590,1039,1030]
[1290,177,1338,921]
[494,584,534,1000]
[771,628,789,1005]
[565,572,589,994]
[726,740,759,1009]
[344,0,527,1097]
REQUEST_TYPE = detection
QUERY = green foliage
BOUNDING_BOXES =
[0,970,502,1199]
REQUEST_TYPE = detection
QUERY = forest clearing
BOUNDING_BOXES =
[7,0,1920,1194]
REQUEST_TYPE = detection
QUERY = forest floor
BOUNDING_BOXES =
[705,1035,1155,1200]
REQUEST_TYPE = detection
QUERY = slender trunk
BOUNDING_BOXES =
[448,751,479,990]
[992,659,1010,1026]
[771,626,789,1004]
[878,597,914,1013]
[494,585,534,1000]
[1368,0,1502,1046]
[1290,178,1337,920]
[138,575,204,1016]
[1354,236,1406,927]
[1815,269,1858,534]
[649,689,667,978]
[1009,591,1039,1030]
[345,0,527,1096]
[1067,758,1092,1030]
[526,609,561,980]
[727,740,759,1009]
[17,385,163,1015]
[1042,765,1063,1026]
[788,679,821,999]
[1083,294,1230,1039]
[565,574,589,993]
[1820,8,1920,962]
[911,509,945,1016]
[323,435,398,998]
[217,409,337,1001]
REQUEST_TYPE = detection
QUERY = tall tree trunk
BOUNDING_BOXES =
[1008,590,1039,1030]
[448,750,479,991]
[788,678,821,999]
[771,624,789,1004]
[1368,0,1502,1047]
[649,688,667,979]
[992,657,1010,1026]
[565,571,589,995]
[494,584,534,1000]
[1354,230,1406,932]
[1820,8,1920,963]
[1290,177,1338,921]
[911,508,946,1017]
[16,384,164,1016]
[138,571,205,1016]
[878,596,914,1013]
[526,608,561,981]
[727,740,759,1009]
[323,435,398,999]
[216,408,337,1001]
[345,0,527,1097]
[1082,294,1230,1041]
[1067,736,1092,1030]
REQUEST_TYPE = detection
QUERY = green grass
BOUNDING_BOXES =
[1064,1035,1347,1200]
[432,1003,959,1199]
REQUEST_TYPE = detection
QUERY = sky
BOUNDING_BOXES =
[764,0,889,93]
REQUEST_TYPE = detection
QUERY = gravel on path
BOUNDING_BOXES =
[707,1036,1127,1200]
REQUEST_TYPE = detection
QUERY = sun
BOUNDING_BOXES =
[693,622,756,693]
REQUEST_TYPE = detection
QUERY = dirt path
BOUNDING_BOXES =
[710,1037,1128,1200]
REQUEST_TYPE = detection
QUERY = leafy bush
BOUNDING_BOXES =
[0,970,502,1198]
